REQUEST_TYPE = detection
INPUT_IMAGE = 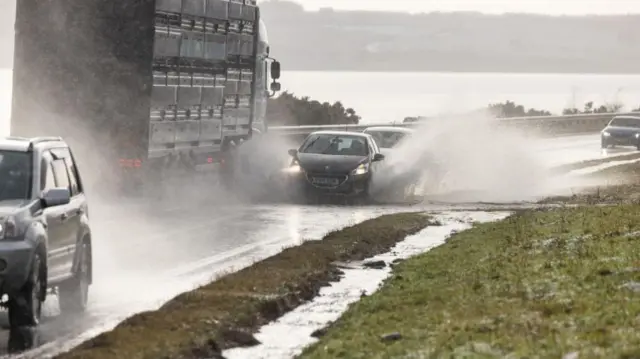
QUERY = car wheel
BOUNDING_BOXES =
[7,252,44,353]
[59,241,91,314]
[354,182,372,205]
[601,139,608,149]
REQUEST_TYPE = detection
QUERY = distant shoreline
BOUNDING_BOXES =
[278,69,640,76]
[4,67,636,76]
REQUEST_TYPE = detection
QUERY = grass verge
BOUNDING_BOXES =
[542,161,640,205]
[299,206,640,359]
[55,213,434,359]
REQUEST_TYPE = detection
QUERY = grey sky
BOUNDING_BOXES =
[3,0,639,16]
[294,0,640,15]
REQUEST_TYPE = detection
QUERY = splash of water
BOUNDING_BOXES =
[373,112,584,203]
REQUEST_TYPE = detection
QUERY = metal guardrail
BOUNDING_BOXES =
[268,112,638,137]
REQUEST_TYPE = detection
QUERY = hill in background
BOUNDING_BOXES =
[260,0,640,73]
[1,0,639,73]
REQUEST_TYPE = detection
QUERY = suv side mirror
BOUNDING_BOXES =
[373,153,385,162]
[288,149,298,157]
[270,61,281,80]
[42,188,71,208]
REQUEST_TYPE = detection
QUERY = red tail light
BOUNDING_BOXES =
[119,158,143,168]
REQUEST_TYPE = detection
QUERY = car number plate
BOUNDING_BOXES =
[312,177,339,185]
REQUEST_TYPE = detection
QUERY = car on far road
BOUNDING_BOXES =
[362,126,428,200]
[362,126,414,156]
[285,131,385,202]
[601,115,640,150]
[0,137,92,353]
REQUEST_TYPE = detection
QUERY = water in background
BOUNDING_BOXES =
[2,69,640,131]
[282,71,640,123]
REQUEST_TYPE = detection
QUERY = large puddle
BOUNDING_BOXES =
[223,210,511,359]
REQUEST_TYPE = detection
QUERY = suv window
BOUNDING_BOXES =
[50,147,82,196]
[51,159,70,190]
[0,150,32,200]
[40,155,56,193]
[63,158,79,196]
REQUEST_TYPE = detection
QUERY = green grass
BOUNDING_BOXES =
[55,213,434,359]
[542,162,640,205]
[299,206,640,359]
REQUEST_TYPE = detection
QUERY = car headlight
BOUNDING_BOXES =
[0,216,18,240]
[287,160,304,173]
[602,131,611,137]
[352,163,370,175]
[635,133,639,139]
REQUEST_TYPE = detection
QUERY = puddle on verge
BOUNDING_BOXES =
[222,210,512,359]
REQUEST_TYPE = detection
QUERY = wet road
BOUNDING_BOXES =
[0,199,551,358]
[0,199,425,358]
[0,132,635,358]
[532,133,637,167]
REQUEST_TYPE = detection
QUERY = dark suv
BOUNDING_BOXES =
[0,137,92,352]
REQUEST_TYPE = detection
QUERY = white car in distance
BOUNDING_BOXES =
[362,126,415,155]
[362,126,419,200]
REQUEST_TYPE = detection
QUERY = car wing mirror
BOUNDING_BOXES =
[288,149,298,157]
[373,153,385,162]
[42,188,71,208]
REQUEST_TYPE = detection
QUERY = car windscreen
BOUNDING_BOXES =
[610,117,640,128]
[0,151,32,201]
[300,134,369,156]
[366,130,408,149]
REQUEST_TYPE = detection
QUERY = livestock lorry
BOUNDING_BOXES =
[11,0,281,196]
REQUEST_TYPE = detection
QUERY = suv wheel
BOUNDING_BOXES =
[59,241,91,314]
[7,253,44,353]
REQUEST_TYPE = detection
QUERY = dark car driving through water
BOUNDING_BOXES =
[601,115,640,150]
[285,131,385,202]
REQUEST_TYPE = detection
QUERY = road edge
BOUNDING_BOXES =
[53,212,435,359]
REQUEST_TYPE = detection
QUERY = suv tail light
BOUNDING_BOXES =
[119,158,143,168]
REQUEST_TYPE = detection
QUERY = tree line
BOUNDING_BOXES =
[267,94,640,126]
[266,91,360,126]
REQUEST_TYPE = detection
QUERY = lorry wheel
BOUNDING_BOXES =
[59,241,91,314]
[7,253,44,353]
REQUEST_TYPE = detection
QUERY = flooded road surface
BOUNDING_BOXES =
[0,198,546,358]
[532,133,636,167]
[0,198,460,358]
[0,131,627,358]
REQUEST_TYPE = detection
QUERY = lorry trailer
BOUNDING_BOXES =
[11,0,281,196]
